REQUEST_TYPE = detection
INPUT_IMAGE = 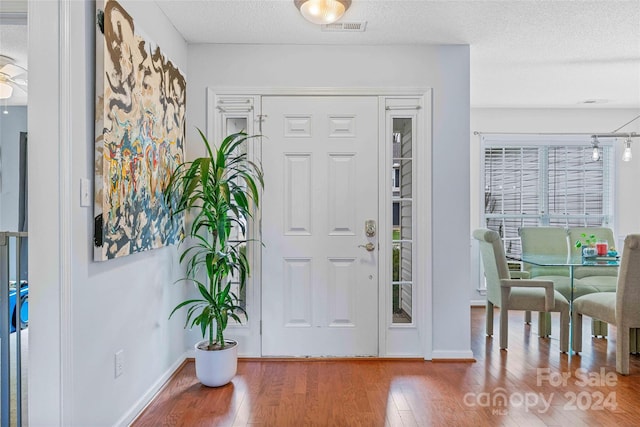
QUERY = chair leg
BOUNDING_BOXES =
[559,309,569,353]
[572,311,583,353]
[499,288,510,350]
[500,308,508,349]
[538,312,551,337]
[486,301,494,337]
[525,310,532,324]
[631,328,640,354]
[617,326,630,375]
[592,319,608,337]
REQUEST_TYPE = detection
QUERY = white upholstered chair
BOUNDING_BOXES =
[474,228,569,352]
[572,234,640,375]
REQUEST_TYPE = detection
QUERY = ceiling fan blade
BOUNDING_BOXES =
[12,82,27,93]
[0,63,26,78]
[10,70,27,81]
[0,55,14,68]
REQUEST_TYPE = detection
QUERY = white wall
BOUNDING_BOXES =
[469,107,640,303]
[187,44,472,359]
[0,106,27,281]
[29,1,188,425]
[0,106,27,231]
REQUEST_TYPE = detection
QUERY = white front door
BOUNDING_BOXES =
[261,96,379,356]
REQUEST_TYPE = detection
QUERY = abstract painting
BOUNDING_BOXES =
[94,0,185,261]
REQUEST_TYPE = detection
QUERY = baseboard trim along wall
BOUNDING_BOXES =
[119,354,188,426]
[431,350,475,362]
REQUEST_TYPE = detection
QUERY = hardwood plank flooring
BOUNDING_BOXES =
[132,308,640,426]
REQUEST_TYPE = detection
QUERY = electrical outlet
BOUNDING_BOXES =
[115,350,124,378]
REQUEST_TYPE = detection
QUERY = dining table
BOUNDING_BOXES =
[519,253,620,354]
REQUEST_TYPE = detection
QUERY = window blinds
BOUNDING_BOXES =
[482,138,613,258]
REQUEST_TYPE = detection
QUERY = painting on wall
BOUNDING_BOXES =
[94,0,186,261]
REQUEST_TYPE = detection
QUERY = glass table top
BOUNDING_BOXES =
[520,254,620,267]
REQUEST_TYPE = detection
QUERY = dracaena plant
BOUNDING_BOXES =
[165,129,263,350]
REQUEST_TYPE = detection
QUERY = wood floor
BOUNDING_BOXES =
[132,307,640,426]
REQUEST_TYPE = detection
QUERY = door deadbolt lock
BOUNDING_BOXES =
[365,220,376,237]
[358,242,376,252]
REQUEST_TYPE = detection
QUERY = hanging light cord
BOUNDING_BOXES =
[475,114,640,138]
[474,114,640,162]
[611,113,640,133]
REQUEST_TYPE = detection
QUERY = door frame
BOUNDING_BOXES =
[208,87,433,359]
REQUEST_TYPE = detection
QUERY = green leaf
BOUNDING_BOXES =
[169,299,205,319]
[197,282,215,305]
[197,128,214,160]
[164,127,264,340]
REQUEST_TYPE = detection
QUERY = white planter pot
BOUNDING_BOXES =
[194,339,238,387]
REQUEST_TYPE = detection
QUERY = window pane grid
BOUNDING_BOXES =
[482,143,612,260]
[392,119,413,324]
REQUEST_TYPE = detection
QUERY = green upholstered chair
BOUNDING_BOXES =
[519,226,606,336]
[572,234,640,374]
[474,228,569,352]
[519,227,576,336]
[568,227,619,337]
[520,227,602,298]
[519,227,570,278]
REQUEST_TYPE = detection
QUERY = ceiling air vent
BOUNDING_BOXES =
[321,22,367,32]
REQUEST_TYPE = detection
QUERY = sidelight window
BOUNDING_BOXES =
[391,119,414,324]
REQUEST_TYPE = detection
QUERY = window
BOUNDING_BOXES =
[482,135,614,258]
[391,120,413,324]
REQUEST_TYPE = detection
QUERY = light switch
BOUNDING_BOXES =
[80,178,91,207]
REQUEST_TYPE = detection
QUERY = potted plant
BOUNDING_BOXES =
[165,129,263,387]
[575,233,598,257]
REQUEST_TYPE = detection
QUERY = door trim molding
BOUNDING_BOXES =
[209,87,431,97]
[378,93,433,359]
[207,87,433,359]
[59,0,74,422]
[28,0,73,424]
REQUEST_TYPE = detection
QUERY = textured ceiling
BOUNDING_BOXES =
[155,0,640,108]
[1,1,639,107]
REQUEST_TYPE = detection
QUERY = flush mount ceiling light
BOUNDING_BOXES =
[294,0,352,25]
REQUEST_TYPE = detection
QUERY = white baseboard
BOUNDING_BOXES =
[470,299,486,307]
[119,353,187,427]
[430,349,475,361]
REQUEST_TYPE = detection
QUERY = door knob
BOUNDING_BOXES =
[358,242,376,252]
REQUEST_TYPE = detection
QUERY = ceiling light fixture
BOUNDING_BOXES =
[0,81,12,99]
[294,0,351,25]
[623,138,633,162]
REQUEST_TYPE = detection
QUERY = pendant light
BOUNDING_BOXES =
[623,138,633,162]
[591,137,601,161]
